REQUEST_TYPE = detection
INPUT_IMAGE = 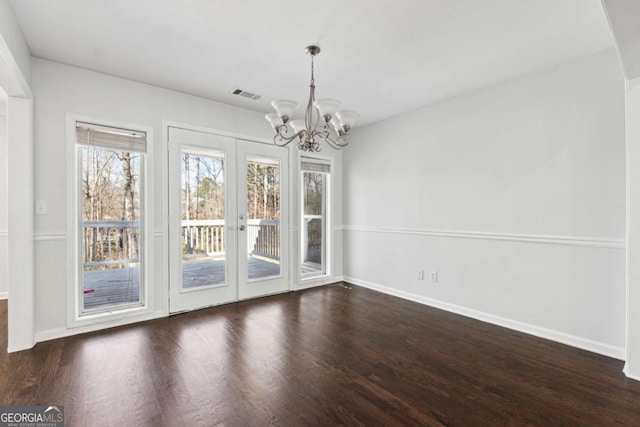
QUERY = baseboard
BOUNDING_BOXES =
[7,342,35,353]
[294,275,344,290]
[35,311,166,343]
[626,372,640,382]
[344,276,625,361]
[0,291,7,300]
[623,364,640,381]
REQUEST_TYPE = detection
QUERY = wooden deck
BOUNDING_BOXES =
[83,257,280,310]
[301,261,322,275]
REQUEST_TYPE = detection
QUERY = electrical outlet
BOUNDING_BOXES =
[417,270,424,280]
[430,271,438,282]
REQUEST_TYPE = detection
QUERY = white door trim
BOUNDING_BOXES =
[167,126,291,313]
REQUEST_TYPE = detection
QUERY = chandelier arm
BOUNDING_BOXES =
[319,124,349,148]
[312,129,329,140]
[309,126,348,150]
[320,122,338,139]
[274,129,307,147]
[323,134,349,149]
[324,129,349,147]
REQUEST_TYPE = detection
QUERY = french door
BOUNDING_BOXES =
[168,127,289,313]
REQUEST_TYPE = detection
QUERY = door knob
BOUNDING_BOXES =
[239,225,246,231]
[239,214,245,220]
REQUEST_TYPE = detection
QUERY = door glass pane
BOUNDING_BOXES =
[181,150,226,289]
[81,145,142,311]
[301,171,326,277]
[246,156,281,280]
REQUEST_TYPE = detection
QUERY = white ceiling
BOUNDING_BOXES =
[601,0,640,80]
[8,0,615,126]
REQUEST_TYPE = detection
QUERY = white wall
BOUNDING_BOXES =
[602,0,640,381]
[626,76,640,378]
[0,114,7,299]
[344,50,627,357]
[0,0,34,352]
[31,57,343,340]
[0,0,30,95]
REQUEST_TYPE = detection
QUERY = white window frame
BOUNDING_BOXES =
[66,114,156,329]
[299,156,332,282]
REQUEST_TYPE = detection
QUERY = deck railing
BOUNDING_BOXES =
[83,220,140,267]
[247,219,280,260]
[84,218,281,267]
[182,219,225,257]
[182,219,280,259]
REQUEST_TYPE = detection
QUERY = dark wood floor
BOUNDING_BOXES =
[2,284,640,426]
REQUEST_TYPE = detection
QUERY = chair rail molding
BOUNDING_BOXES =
[343,225,625,250]
[34,231,66,242]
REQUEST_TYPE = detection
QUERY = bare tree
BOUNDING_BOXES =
[183,153,191,221]
[195,156,201,219]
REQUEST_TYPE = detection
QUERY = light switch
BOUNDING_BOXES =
[35,200,48,215]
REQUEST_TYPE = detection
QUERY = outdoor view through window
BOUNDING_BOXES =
[78,123,145,313]
[180,151,282,288]
[301,164,327,277]
[180,150,227,289]
[245,157,281,280]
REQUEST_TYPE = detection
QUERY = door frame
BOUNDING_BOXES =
[165,122,293,313]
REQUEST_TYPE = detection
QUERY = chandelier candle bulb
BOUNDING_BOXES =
[335,110,360,132]
[329,117,342,134]
[314,98,341,121]
[266,45,359,152]
[265,112,284,130]
[289,119,306,135]
[271,100,298,123]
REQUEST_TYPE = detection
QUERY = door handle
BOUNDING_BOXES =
[239,225,246,231]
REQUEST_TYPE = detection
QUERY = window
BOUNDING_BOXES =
[300,159,330,278]
[75,122,146,314]
[180,148,227,287]
[246,156,282,280]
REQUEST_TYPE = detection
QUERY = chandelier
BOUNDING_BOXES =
[265,45,359,152]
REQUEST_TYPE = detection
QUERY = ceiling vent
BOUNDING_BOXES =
[232,88,261,101]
